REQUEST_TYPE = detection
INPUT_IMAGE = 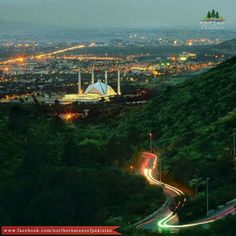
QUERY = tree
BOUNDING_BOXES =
[215,11,219,19]
[63,137,80,166]
[8,105,28,133]
[211,9,216,18]
[207,11,211,19]
[24,188,75,225]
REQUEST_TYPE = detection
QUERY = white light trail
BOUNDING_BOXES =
[141,153,236,230]
[0,44,85,65]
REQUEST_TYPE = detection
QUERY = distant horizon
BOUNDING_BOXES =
[1,18,236,32]
[0,0,235,29]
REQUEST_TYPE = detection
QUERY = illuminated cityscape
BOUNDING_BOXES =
[0,1,235,236]
[0,34,229,104]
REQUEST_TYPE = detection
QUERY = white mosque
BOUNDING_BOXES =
[61,70,121,103]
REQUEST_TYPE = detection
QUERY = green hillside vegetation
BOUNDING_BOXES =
[0,105,165,226]
[115,56,236,222]
[0,57,235,235]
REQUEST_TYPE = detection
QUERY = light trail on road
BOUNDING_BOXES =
[138,152,236,231]
[0,44,85,65]
[55,55,121,61]
[145,168,216,228]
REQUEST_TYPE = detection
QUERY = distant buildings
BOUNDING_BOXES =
[178,52,197,61]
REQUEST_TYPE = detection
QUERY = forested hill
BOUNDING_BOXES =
[147,56,236,178]
[0,57,235,233]
[212,39,236,56]
[123,56,236,173]
[117,57,236,212]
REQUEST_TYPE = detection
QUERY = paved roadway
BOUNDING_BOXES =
[135,152,236,232]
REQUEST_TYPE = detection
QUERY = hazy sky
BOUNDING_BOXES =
[0,0,235,28]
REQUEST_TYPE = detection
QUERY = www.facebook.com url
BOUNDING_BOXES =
[1,226,121,235]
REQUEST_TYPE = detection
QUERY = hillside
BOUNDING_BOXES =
[115,57,236,222]
[212,38,236,56]
[0,57,235,235]
[126,57,236,176]
[0,106,165,226]
[148,56,236,177]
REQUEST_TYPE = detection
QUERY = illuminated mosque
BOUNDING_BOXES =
[62,70,121,103]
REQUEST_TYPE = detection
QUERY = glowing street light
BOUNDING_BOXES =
[64,113,73,121]
[156,143,162,182]
[130,165,133,174]
[149,132,153,152]
[191,175,198,198]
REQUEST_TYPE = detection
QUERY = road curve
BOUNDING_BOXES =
[136,152,236,231]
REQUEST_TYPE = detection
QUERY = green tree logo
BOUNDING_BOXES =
[202,9,225,22]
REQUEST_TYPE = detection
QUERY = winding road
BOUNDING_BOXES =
[135,152,236,232]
